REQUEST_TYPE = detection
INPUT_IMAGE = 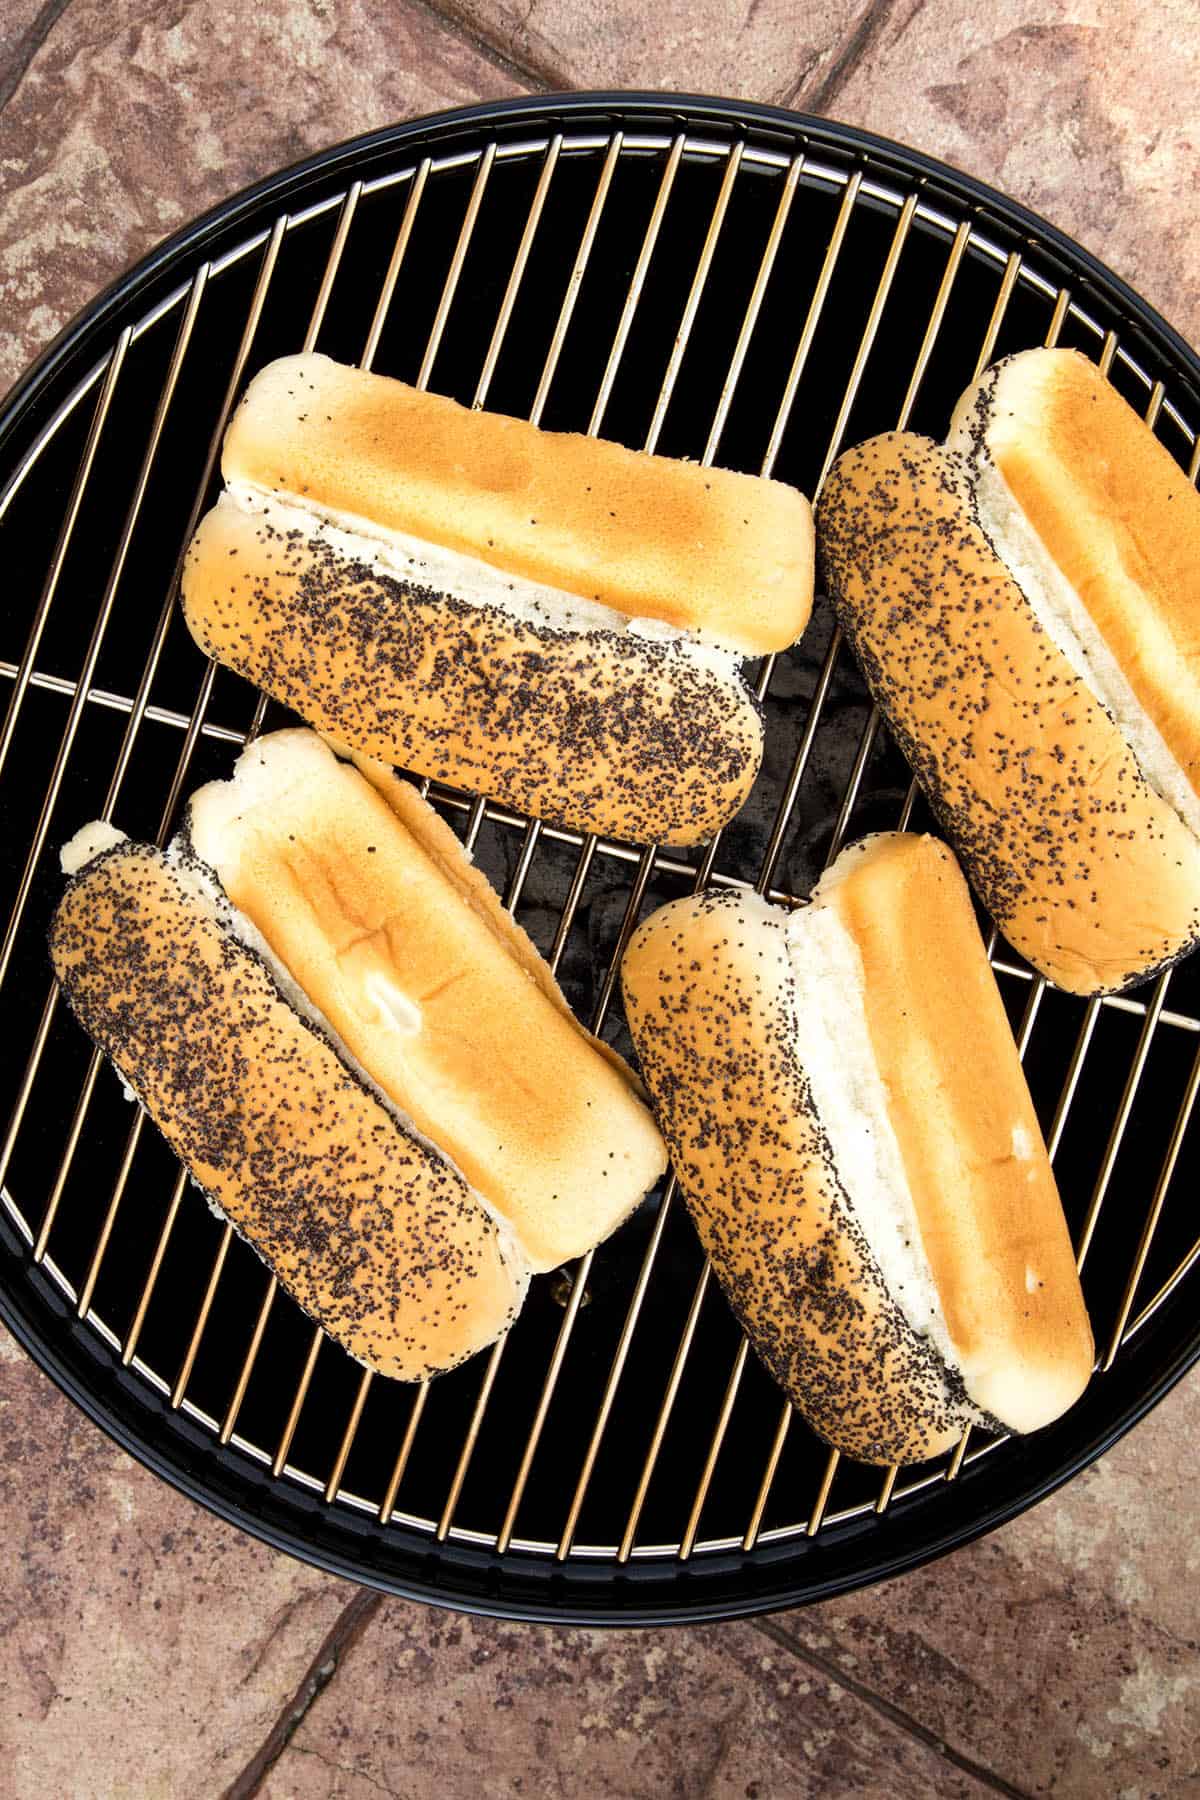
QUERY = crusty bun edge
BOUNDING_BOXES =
[181,491,765,848]
[51,833,529,1381]
[222,353,814,655]
[949,349,1200,843]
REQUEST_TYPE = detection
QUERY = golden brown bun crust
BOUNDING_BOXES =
[187,733,666,1271]
[223,354,814,654]
[342,745,638,1089]
[954,348,1200,789]
[341,741,633,1080]
[825,834,1093,1427]
[181,496,763,848]
[817,433,1200,994]
[622,887,972,1465]
[49,842,525,1380]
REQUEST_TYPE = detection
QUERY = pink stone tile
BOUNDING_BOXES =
[775,1373,1200,1797]
[0,1324,350,1796]
[263,1603,989,1798]
[802,0,1200,349]
[0,0,527,391]
[441,0,870,108]
[0,0,47,83]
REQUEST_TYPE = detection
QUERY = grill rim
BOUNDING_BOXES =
[4,89,1200,1625]
[4,1186,1198,1625]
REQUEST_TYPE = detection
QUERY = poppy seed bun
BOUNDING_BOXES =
[622,834,1094,1465]
[818,431,1200,994]
[185,730,666,1271]
[49,837,527,1381]
[221,354,813,654]
[950,347,1200,834]
[181,490,766,848]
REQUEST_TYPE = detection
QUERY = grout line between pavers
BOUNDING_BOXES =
[412,0,572,95]
[0,0,78,114]
[222,1587,384,1799]
[753,1616,1035,1799]
[785,0,908,115]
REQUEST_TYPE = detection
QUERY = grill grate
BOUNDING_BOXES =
[2,98,1200,1618]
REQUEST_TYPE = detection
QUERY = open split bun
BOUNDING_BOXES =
[51,731,666,1380]
[622,833,1094,1465]
[818,348,1200,995]
[181,355,816,847]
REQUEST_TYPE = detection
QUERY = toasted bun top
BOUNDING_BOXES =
[222,354,814,654]
[49,840,525,1380]
[186,731,666,1271]
[339,743,635,1087]
[950,348,1200,794]
[817,432,1200,994]
[816,833,1093,1432]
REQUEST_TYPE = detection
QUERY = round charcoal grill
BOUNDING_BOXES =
[2,94,1200,1625]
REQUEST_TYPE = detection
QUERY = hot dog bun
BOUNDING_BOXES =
[818,393,1200,994]
[949,347,1200,827]
[182,491,766,848]
[49,836,528,1381]
[621,833,1094,1465]
[185,730,666,1271]
[220,354,812,654]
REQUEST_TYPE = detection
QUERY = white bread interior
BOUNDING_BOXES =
[808,833,1093,1435]
[185,730,667,1272]
[50,832,528,1381]
[180,492,766,849]
[622,833,1094,1462]
[783,846,960,1382]
[223,482,739,680]
[222,352,814,655]
[949,348,1200,841]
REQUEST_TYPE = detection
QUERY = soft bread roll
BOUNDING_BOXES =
[818,427,1200,994]
[49,836,527,1381]
[181,492,766,848]
[185,730,666,1271]
[622,833,1094,1465]
[949,347,1200,832]
[220,354,813,653]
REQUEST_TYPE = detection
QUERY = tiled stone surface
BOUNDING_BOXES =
[0,0,525,389]
[240,1378,1199,1800]
[436,0,870,108]
[799,0,1200,350]
[778,1375,1200,1797]
[0,1325,350,1798]
[262,1607,992,1798]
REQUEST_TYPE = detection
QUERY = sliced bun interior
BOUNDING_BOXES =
[949,347,1200,839]
[181,492,765,848]
[185,729,667,1272]
[50,833,528,1381]
[808,833,1093,1435]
